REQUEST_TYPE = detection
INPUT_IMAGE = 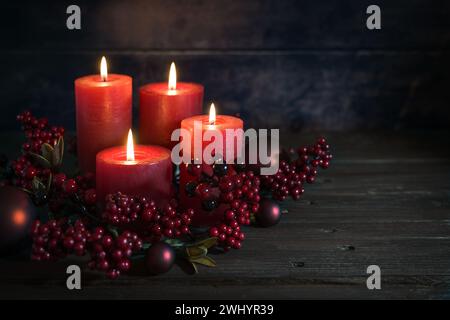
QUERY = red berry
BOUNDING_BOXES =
[107,269,120,279]
[97,259,109,271]
[111,249,123,262]
[118,259,131,272]
[25,167,37,179]
[102,235,113,248]
[63,236,75,249]
[224,209,235,221]
[209,227,219,237]
[116,236,129,250]
[84,189,97,205]
[64,179,78,194]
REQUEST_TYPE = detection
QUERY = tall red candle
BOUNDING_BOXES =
[96,130,172,206]
[179,104,244,226]
[75,57,132,173]
[139,63,203,149]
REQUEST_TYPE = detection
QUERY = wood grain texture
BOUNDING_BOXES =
[0,132,449,299]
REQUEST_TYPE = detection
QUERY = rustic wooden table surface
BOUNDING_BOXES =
[0,132,449,300]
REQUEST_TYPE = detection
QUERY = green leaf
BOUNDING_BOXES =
[41,143,54,162]
[46,173,53,192]
[106,225,119,238]
[32,176,46,191]
[186,246,207,259]
[53,137,64,167]
[164,238,185,247]
[28,152,52,169]
[193,237,218,249]
[142,243,152,250]
[59,137,64,165]
[190,261,199,274]
[190,256,217,267]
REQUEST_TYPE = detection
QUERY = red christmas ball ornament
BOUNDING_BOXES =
[255,199,281,227]
[0,186,36,254]
[145,242,176,275]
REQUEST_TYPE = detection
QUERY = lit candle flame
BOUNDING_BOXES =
[126,129,135,161]
[209,103,216,125]
[168,62,177,90]
[100,56,108,81]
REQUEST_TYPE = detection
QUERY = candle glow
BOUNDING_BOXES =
[209,103,216,125]
[100,56,108,81]
[126,129,135,162]
[168,62,177,91]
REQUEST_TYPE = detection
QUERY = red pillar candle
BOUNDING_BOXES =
[179,104,243,226]
[75,57,132,173]
[139,63,204,149]
[96,130,172,206]
[180,103,244,162]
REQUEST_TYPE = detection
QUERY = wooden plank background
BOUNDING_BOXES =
[1,0,450,132]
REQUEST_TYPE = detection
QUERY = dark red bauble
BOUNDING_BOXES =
[145,242,176,275]
[0,186,36,254]
[256,199,281,227]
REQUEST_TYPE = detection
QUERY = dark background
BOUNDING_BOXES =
[1,0,450,133]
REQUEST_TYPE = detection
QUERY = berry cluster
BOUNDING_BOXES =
[213,170,261,250]
[16,111,64,153]
[31,218,143,279]
[48,172,96,215]
[87,228,143,279]
[261,137,332,200]
[186,163,261,251]
[209,221,245,250]
[218,170,261,209]
[7,111,93,211]
[102,192,194,242]
[31,218,89,261]
[10,155,51,190]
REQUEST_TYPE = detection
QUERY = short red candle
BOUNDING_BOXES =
[179,104,243,226]
[75,57,132,173]
[180,114,244,162]
[139,63,203,149]
[96,132,172,206]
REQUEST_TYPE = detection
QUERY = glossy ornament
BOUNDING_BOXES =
[256,199,282,227]
[0,186,36,254]
[145,242,176,275]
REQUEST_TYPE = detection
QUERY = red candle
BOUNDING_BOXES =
[75,57,132,173]
[139,63,204,149]
[96,130,173,206]
[180,103,244,162]
[179,104,244,226]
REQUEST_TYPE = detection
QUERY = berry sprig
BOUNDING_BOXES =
[87,228,143,279]
[184,164,261,251]
[31,218,143,279]
[213,170,261,250]
[16,111,64,153]
[10,155,51,191]
[31,218,90,261]
[260,137,333,200]
[49,172,97,215]
[102,192,194,242]
[10,111,97,215]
